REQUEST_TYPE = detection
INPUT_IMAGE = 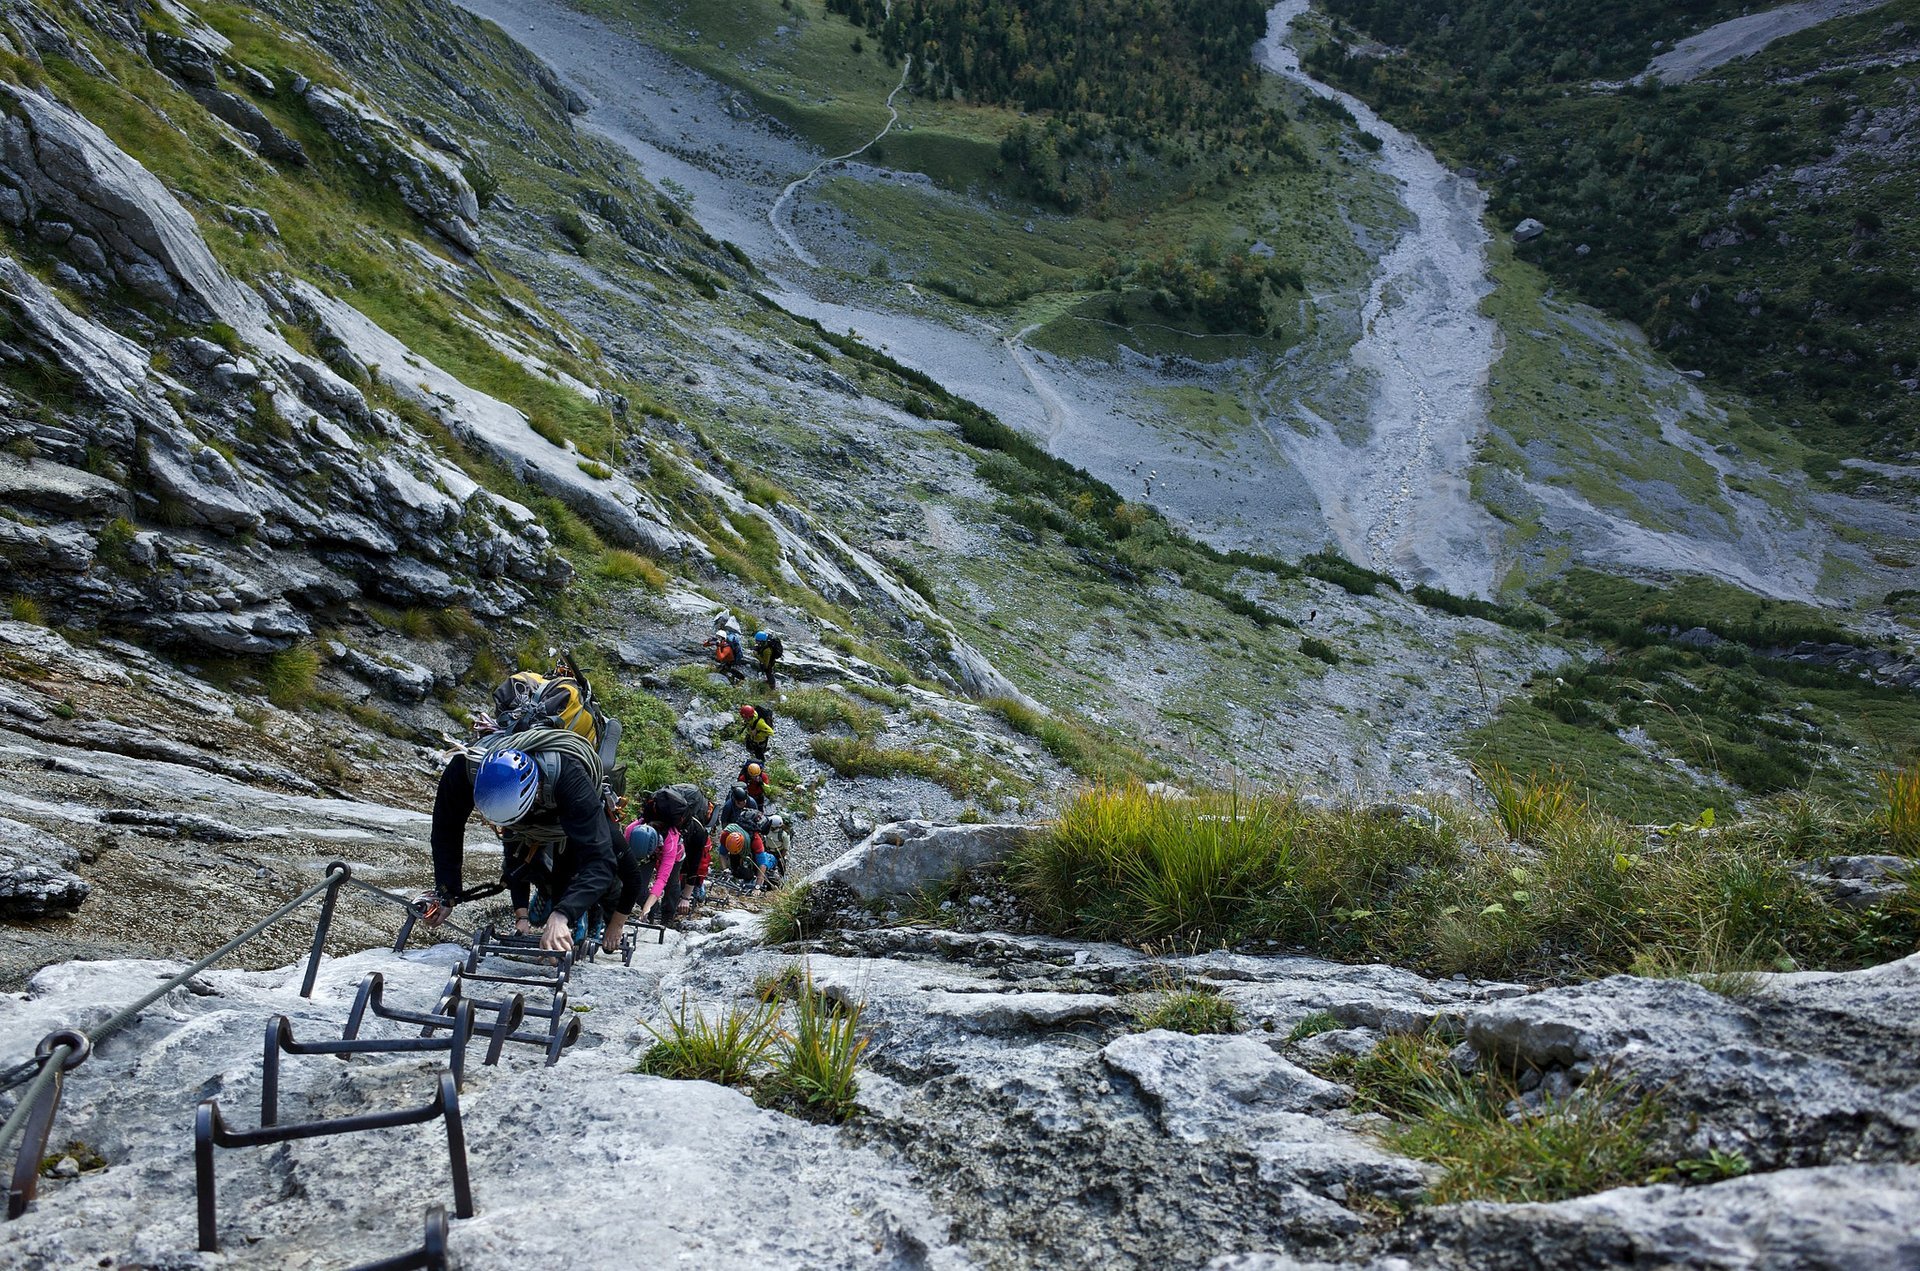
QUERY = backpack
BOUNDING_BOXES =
[751,702,777,727]
[492,669,601,747]
[648,782,710,830]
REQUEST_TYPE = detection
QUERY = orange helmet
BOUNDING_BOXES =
[723,829,747,854]
[744,763,764,781]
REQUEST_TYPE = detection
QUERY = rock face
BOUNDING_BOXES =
[809,818,1038,898]
[0,82,278,333]
[1463,960,1920,1168]
[298,82,480,251]
[0,815,88,915]
[1409,1164,1920,1270]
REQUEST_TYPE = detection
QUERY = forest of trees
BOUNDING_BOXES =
[825,0,1269,125]
[823,0,1293,210]
[1314,0,1918,453]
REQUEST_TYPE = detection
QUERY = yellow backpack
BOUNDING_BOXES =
[492,669,599,747]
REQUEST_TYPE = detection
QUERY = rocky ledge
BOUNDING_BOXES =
[6,863,1914,1269]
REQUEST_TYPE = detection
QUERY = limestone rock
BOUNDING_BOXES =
[1512,217,1546,242]
[0,815,89,915]
[0,457,129,517]
[1410,1164,1920,1270]
[809,819,1037,899]
[298,82,480,251]
[0,83,279,338]
[1464,966,1920,1166]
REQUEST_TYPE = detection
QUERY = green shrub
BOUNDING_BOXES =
[1286,1010,1343,1042]
[762,883,814,945]
[849,683,911,709]
[1131,987,1238,1035]
[1477,762,1579,844]
[596,549,668,592]
[1299,636,1341,666]
[1881,761,1920,854]
[636,994,779,1086]
[982,695,1163,783]
[7,595,45,625]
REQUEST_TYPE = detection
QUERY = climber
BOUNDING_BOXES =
[751,629,784,690]
[621,819,683,930]
[420,738,631,954]
[633,782,713,921]
[703,628,747,681]
[719,808,779,891]
[717,781,761,833]
[737,703,775,761]
[736,760,770,809]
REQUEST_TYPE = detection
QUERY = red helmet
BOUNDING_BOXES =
[739,705,756,719]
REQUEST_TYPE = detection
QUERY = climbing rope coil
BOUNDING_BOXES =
[0,859,640,1268]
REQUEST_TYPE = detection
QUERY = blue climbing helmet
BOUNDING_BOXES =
[473,748,540,825]
[627,823,662,857]
[753,630,770,645]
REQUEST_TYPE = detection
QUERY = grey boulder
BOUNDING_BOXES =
[808,819,1037,899]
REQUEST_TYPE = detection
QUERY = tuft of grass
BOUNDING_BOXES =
[1880,761,1920,854]
[809,736,1021,800]
[762,883,814,945]
[849,683,910,709]
[1299,635,1341,667]
[636,993,779,1086]
[1130,987,1238,1035]
[753,962,809,1004]
[8,594,46,625]
[781,686,882,737]
[596,549,668,592]
[1286,1010,1344,1043]
[763,976,868,1123]
[1010,785,1920,981]
[261,643,321,709]
[982,695,1162,783]
[1477,761,1578,844]
[1333,1034,1662,1205]
[578,459,614,480]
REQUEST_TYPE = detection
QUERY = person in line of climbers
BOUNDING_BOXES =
[716,780,760,833]
[737,703,775,762]
[631,781,713,923]
[736,760,769,810]
[703,617,747,683]
[751,629,784,691]
[718,804,789,893]
[420,736,640,955]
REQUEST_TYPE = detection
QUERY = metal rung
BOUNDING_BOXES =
[348,973,524,1067]
[348,1206,450,1271]
[195,1072,472,1252]
[262,1009,478,1114]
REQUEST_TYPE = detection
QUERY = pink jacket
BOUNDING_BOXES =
[624,820,684,901]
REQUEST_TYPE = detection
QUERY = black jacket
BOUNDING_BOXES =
[429,751,618,924]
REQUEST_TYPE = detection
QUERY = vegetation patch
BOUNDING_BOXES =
[759,975,869,1124]
[780,686,883,738]
[1130,986,1238,1035]
[1322,1033,1661,1204]
[1010,785,1919,981]
[636,994,780,1086]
